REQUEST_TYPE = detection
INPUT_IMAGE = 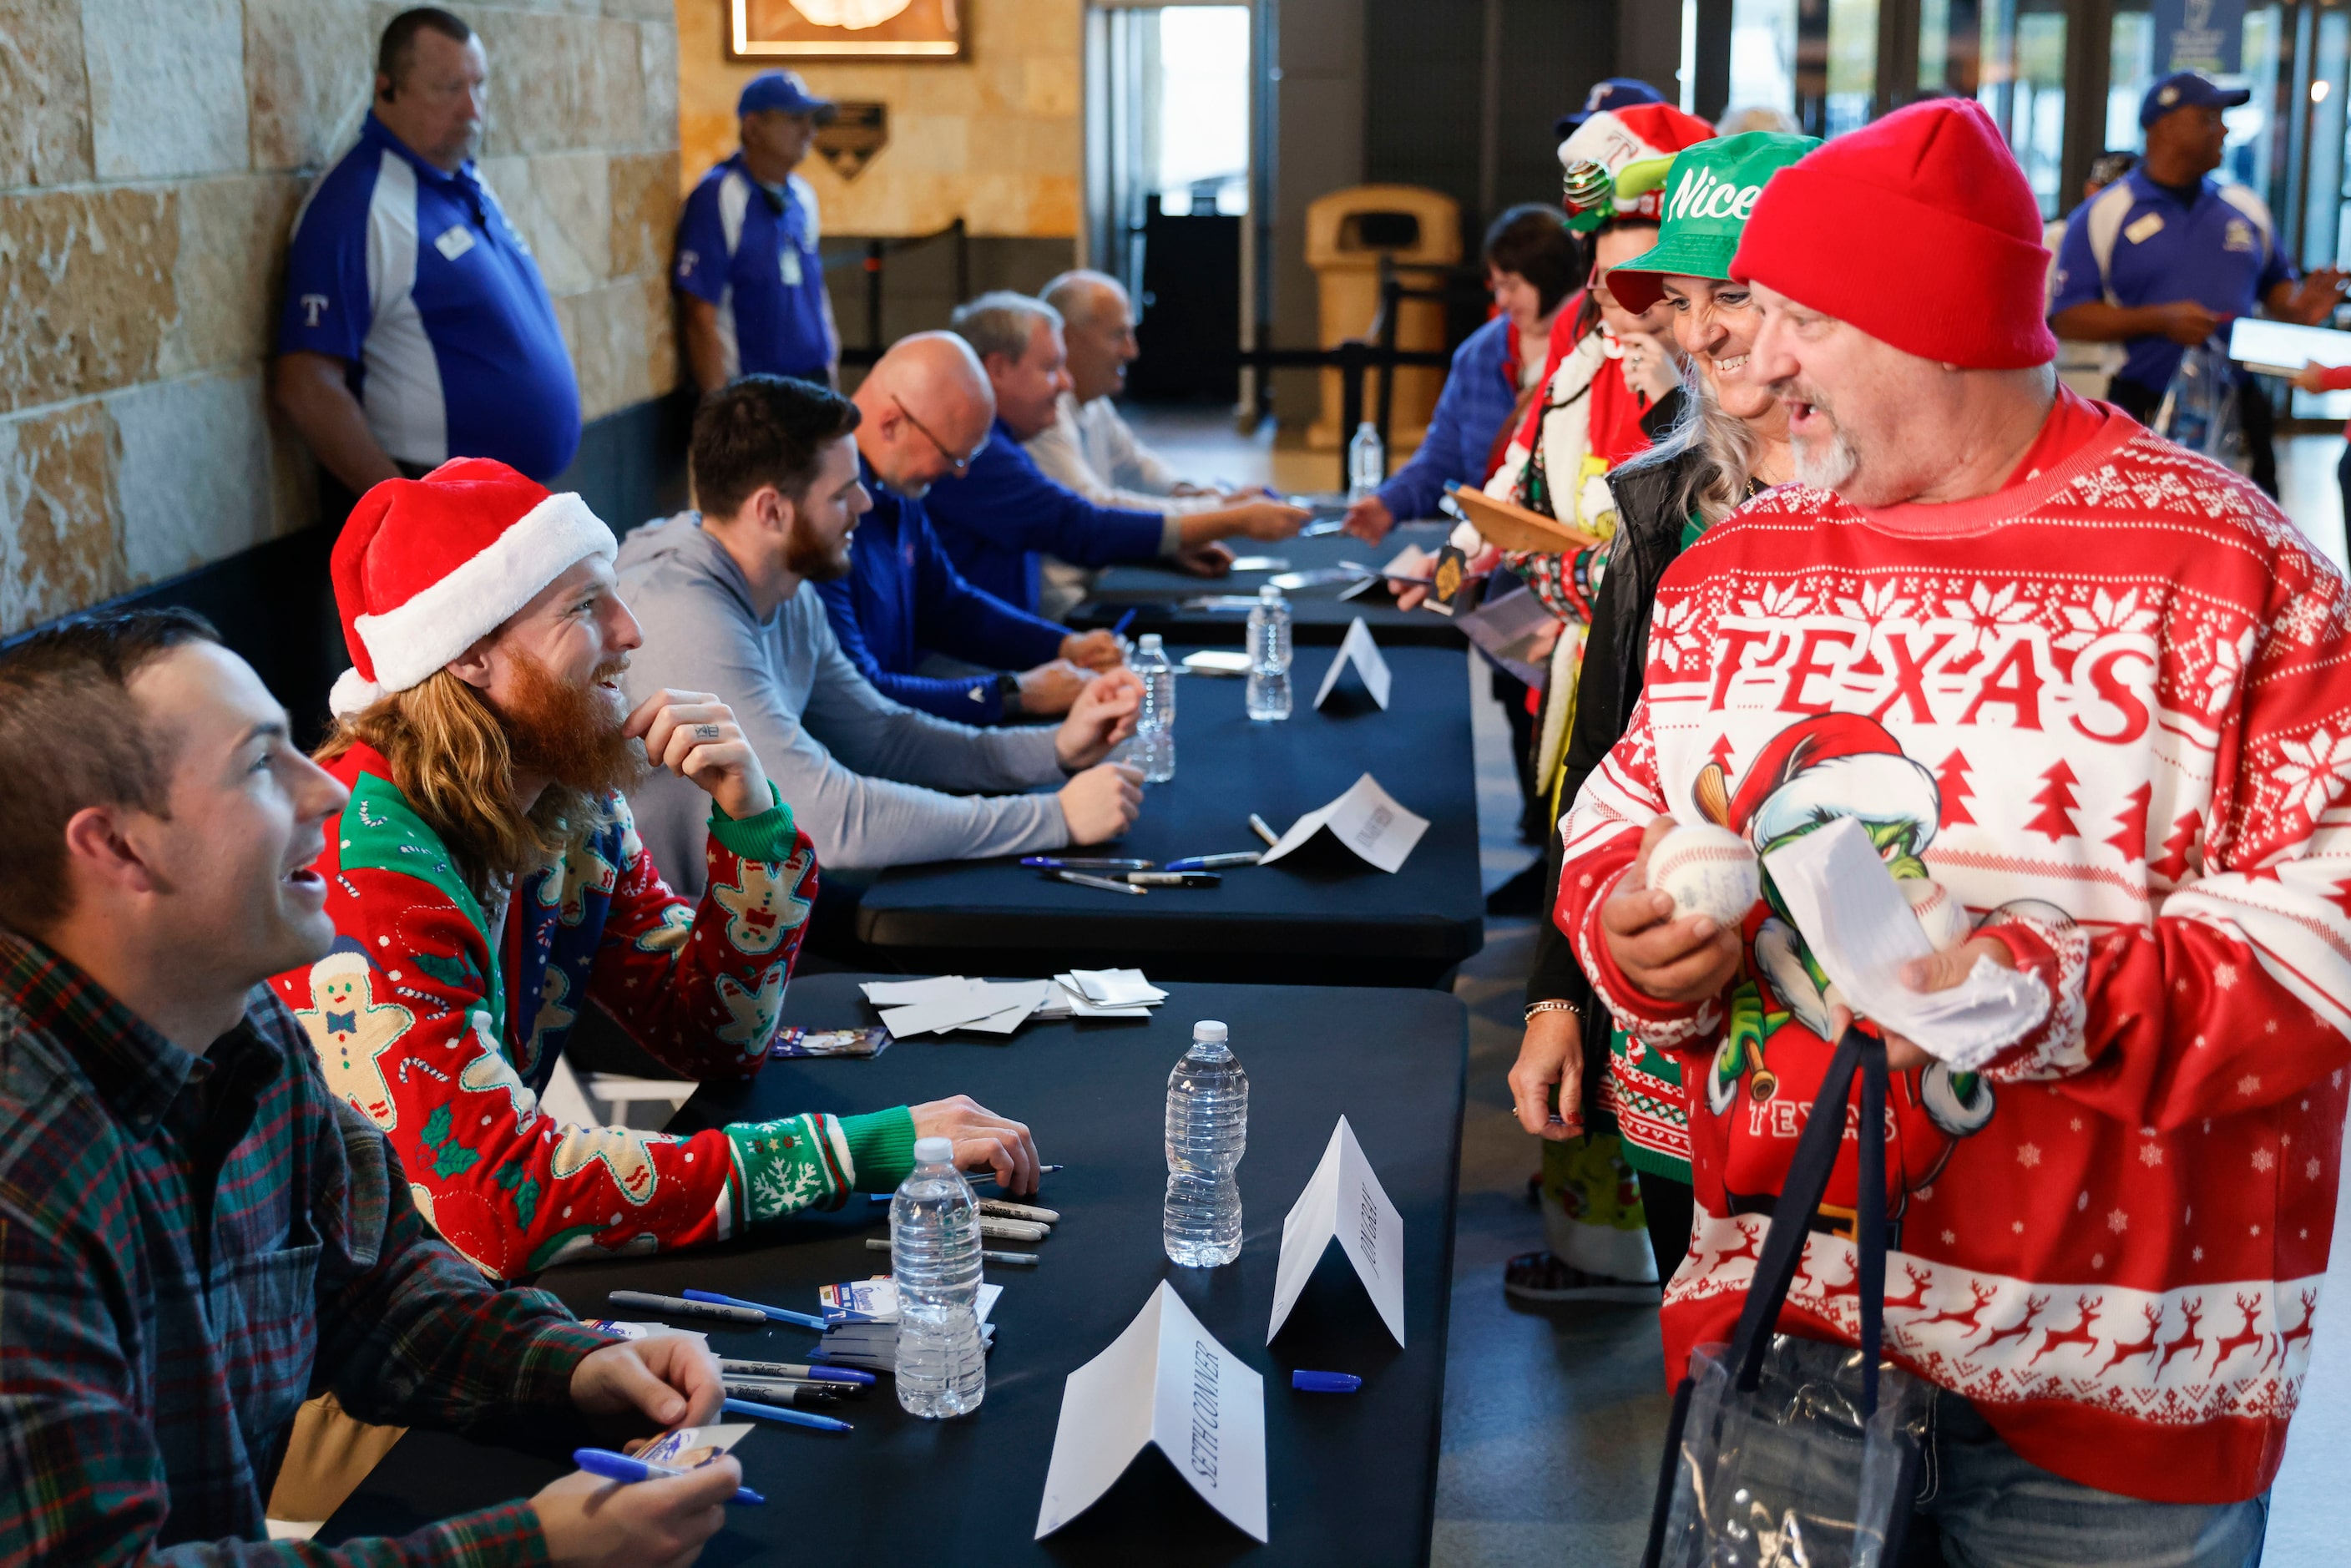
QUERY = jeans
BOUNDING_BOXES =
[1909,1393,2269,1567]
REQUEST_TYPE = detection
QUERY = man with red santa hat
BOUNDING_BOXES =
[1556,98,2351,1557]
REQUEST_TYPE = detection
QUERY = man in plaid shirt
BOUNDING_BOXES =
[0,609,739,1565]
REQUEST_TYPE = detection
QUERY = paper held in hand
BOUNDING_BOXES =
[1312,616,1393,711]
[1256,772,1429,873]
[1035,1281,1268,1543]
[1760,815,2049,1072]
[1267,1115,1405,1348]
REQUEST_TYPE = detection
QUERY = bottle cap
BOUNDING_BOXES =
[1139,632,1164,651]
[913,1136,954,1164]
[1259,583,1281,600]
[1193,1020,1228,1044]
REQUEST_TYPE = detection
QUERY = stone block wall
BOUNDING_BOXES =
[0,0,683,638]
[675,0,1081,239]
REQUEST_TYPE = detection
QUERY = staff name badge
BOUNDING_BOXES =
[1035,1281,1268,1542]
[433,224,477,261]
[781,246,804,286]
[1267,1115,1406,1347]
[1313,615,1393,711]
[2124,212,2166,245]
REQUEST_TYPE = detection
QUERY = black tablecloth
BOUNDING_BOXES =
[321,975,1467,1565]
[1071,523,1464,647]
[853,643,1483,987]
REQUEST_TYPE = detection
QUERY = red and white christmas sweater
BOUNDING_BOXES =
[1556,401,2351,1504]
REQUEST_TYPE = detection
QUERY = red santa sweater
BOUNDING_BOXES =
[1556,406,2351,1505]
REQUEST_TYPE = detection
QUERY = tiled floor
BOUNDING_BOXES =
[1125,405,2351,1565]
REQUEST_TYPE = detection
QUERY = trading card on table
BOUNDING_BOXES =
[1426,544,1484,617]
[772,1024,892,1059]
[637,1424,754,1469]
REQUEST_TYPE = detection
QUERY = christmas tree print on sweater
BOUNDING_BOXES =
[274,744,897,1282]
[1555,412,2351,1505]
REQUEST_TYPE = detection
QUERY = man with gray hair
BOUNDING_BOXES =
[922,291,1307,615]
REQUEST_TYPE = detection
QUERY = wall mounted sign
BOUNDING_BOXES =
[730,0,964,60]
[816,103,888,179]
[2151,0,2246,76]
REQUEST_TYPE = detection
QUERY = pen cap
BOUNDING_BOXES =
[1193,1020,1228,1044]
[913,1136,954,1165]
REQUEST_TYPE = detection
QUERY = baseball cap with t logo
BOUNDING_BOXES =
[1604,130,1819,312]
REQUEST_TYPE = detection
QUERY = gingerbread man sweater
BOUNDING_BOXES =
[271,744,910,1282]
[1557,406,2351,1504]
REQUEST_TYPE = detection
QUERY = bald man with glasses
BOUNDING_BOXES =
[813,335,1125,725]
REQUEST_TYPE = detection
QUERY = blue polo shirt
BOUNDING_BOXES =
[674,156,833,382]
[2050,167,2293,394]
[923,419,1168,614]
[815,457,1069,723]
[279,114,579,480]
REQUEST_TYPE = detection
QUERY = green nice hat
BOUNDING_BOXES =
[1607,131,1820,312]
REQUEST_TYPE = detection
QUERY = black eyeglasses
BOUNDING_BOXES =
[892,395,989,476]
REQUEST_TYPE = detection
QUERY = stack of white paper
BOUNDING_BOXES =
[813,1277,1004,1372]
[860,976,1056,1037]
[1032,969,1169,1021]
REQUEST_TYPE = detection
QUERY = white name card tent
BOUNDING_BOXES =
[1256,772,1429,874]
[1035,1281,1269,1543]
[1312,615,1393,711]
[1267,1115,1406,1348]
[1761,815,2047,1073]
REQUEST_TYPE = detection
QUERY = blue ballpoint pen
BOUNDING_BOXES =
[1110,607,1138,639]
[572,1447,766,1504]
[723,1395,854,1433]
[680,1287,827,1330]
[1164,852,1263,872]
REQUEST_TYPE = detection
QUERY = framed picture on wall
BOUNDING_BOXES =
[728,0,964,60]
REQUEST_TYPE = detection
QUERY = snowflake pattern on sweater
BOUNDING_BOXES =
[1555,413,2351,1505]
[271,744,829,1282]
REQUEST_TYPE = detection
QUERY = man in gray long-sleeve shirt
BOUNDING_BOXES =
[619,375,1145,889]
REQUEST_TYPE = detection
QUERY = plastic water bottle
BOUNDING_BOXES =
[1246,584,1292,721]
[1130,632,1177,783]
[892,1136,985,1418]
[1164,1020,1248,1267]
[1347,420,1385,500]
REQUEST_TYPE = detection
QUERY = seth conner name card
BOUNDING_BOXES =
[1035,1281,1268,1543]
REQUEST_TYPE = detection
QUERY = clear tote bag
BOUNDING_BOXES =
[1642,1029,1929,1568]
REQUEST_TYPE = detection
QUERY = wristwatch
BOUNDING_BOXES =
[996,670,1024,719]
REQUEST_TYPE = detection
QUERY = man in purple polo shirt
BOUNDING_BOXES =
[275,8,580,492]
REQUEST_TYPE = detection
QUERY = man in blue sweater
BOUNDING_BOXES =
[817,335,1125,724]
[923,293,1309,614]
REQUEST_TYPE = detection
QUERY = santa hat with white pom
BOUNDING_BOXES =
[326,458,617,719]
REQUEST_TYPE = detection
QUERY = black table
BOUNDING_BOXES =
[1070,523,1463,647]
[854,642,1483,988]
[323,975,1468,1566]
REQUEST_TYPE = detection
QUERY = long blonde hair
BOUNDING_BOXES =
[317,669,602,900]
[1615,366,1764,530]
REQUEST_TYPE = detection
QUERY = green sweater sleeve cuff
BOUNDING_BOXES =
[706,779,796,863]
[842,1106,918,1191]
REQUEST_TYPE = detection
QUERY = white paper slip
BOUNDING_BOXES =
[1256,772,1430,874]
[1181,650,1253,676]
[1034,1281,1268,1543]
[1068,969,1167,1007]
[1312,616,1393,711]
[1761,816,2048,1072]
[1268,1115,1406,1347]
[1050,977,1155,1019]
[860,975,972,1006]
[875,977,1055,1036]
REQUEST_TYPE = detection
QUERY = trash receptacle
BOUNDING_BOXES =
[1303,185,1462,453]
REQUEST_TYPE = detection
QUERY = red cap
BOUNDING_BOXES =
[1731,99,2057,369]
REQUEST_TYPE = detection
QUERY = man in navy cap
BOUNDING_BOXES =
[2051,69,2344,493]
[1555,78,1664,140]
[675,71,843,392]
[276,8,581,492]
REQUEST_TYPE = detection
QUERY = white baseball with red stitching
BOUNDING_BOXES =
[1646,822,1761,927]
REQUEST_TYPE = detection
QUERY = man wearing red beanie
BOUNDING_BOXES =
[1554,99,2351,1559]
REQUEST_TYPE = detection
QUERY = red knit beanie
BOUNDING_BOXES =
[1730,99,2057,369]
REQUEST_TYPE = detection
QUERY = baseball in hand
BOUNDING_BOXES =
[1647,823,1762,927]
[1903,877,1972,951]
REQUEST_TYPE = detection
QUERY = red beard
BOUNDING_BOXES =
[495,651,645,800]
